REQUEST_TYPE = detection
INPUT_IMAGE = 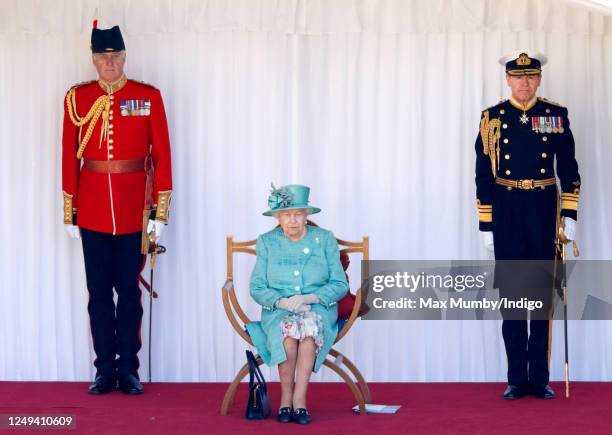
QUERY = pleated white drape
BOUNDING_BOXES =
[1,0,611,382]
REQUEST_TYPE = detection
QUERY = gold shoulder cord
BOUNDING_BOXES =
[65,88,110,159]
[479,110,501,177]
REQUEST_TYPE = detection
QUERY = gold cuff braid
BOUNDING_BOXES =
[561,191,579,211]
[155,191,172,224]
[477,199,493,223]
[63,192,74,224]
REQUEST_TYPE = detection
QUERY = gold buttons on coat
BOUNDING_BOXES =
[505,154,510,160]
[540,168,546,174]
[500,109,505,115]
[502,123,508,129]
[505,170,511,175]
[542,153,547,158]
[542,136,548,142]
[503,138,509,144]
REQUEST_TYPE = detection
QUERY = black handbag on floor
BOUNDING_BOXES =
[245,350,271,420]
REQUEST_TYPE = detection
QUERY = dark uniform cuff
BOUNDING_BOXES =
[477,200,493,231]
[560,190,579,221]
[479,221,493,231]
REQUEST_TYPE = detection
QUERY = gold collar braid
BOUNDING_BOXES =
[98,74,127,94]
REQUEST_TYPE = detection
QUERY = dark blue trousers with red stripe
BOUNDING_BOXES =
[81,229,143,378]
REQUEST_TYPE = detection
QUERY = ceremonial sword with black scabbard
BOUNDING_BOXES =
[554,218,579,398]
[139,226,166,383]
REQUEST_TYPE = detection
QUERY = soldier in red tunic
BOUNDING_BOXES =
[62,24,172,395]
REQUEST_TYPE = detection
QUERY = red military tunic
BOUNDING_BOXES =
[62,75,172,235]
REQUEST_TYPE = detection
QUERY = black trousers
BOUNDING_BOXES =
[493,184,557,386]
[81,229,144,378]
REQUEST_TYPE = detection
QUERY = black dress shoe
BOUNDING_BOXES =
[503,385,527,400]
[530,384,555,399]
[118,374,144,395]
[277,407,293,423]
[88,374,115,395]
[292,408,311,425]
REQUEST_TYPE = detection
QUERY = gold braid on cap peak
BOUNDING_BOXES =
[480,110,501,177]
[65,88,111,159]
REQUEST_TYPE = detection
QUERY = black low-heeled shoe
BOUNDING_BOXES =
[530,384,555,399]
[88,374,116,395]
[292,408,311,425]
[277,407,293,423]
[503,384,527,400]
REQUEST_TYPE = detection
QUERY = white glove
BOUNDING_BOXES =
[275,297,311,313]
[64,224,80,239]
[481,231,494,253]
[286,294,320,312]
[147,219,165,242]
[563,217,577,241]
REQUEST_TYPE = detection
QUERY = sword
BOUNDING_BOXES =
[145,228,166,383]
[556,220,580,399]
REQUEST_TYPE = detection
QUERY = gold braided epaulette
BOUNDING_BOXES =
[538,97,565,108]
[131,79,158,90]
[67,80,96,92]
[482,99,507,112]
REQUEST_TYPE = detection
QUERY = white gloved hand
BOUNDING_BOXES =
[276,297,309,312]
[563,217,577,241]
[147,219,165,242]
[286,293,320,312]
[64,224,80,239]
[481,231,494,253]
[294,304,311,313]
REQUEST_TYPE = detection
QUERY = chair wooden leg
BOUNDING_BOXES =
[221,361,250,415]
[323,359,366,416]
[329,348,372,403]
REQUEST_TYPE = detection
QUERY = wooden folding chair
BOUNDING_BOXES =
[220,222,371,415]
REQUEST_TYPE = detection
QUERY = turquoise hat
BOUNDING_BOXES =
[263,184,321,216]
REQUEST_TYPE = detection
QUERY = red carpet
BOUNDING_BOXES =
[0,382,609,434]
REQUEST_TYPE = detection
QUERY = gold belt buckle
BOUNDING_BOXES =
[519,179,535,189]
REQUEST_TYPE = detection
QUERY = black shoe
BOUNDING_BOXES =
[277,407,293,423]
[292,408,311,425]
[118,374,144,395]
[503,385,527,400]
[530,384,555,399]
[88,374,116,395]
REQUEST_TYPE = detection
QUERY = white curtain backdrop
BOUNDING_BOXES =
[1,0,611,382]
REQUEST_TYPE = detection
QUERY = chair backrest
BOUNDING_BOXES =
[222,221,368,345]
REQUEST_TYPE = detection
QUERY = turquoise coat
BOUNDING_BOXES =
[247,225,349,372]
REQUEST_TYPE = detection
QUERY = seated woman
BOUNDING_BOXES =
[247,184,348,425]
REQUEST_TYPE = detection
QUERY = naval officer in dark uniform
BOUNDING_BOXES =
[474,51,580,400]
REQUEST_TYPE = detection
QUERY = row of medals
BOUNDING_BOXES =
[523,113,564,134]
